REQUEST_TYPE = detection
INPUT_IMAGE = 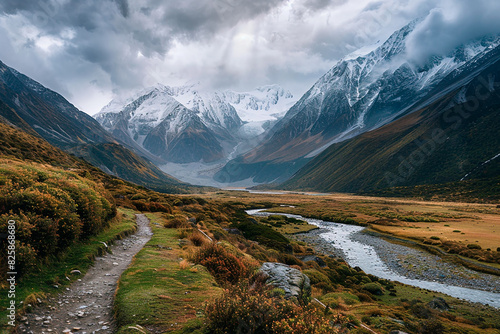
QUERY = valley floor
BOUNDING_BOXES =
[201,190,500,271]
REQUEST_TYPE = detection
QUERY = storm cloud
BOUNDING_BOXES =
[406,0,500,64]
[0,0,498,115]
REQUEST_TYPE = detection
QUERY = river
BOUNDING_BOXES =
[246,209,500,308]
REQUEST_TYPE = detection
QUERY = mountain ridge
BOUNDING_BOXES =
[281,44,500,194]
[0,60,189,193]
[215,20,500,185]
[95,83,296,185]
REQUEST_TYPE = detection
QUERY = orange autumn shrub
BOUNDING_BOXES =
[204,284,340,334]
[0,161,116,277]
[193,243,248,285]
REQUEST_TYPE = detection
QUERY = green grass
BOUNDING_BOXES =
[258,214,319,234]
[114,212,221,334]
[371,283,500,332]
[0,208,137,332]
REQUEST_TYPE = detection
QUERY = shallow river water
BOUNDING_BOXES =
[247,209,500,308]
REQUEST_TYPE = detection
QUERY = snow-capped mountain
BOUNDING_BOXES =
[172,84,296,138]
[95,84,295,169]
[216,20,500,184]
[282,44,500,193]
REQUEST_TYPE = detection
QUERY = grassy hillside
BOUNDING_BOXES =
[68,143,189,194]
[282,59,500,201]
[361,176,500,203]
[0,61,190,193]
[0,121,197,194]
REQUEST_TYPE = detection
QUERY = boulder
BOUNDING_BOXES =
[428,297,450,311]
[260,262,311,300]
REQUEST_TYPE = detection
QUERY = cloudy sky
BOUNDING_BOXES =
[1,0,499,115]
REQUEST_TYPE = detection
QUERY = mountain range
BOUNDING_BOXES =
[1,16,499,197]
[282,43,500,194]
[95,83,295,185]
[216,21,500,185]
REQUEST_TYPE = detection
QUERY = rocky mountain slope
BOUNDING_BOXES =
[281,44,500,193]
[0,60,187,193]
[216,20,500,184]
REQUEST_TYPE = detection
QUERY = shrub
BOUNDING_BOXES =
[236,221,290,252]
[179,259,191,270]
[192,243,248,285]
[419,319,444,334]
[467,243,482,250]
[0,162,116,278]
[411,303,433,319]
[355,292,374,302]
[164,217,189,228]
[362,283,384,296]
[133,200,172,213]
[303,270,330,286]
[278,254,304,267]
[29,215,59,257]
[188,231,208,246]
[204,285,339,334]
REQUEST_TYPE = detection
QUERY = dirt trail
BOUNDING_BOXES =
[19,214,152,334]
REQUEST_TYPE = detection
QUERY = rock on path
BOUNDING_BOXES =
[19,214,153,334]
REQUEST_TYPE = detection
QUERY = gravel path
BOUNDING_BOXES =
[18,214,152,334]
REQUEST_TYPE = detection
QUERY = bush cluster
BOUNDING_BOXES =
[235,219,291,253]
[0,162,116,277]
[204,284,339,334]
[192,243,250,285]
[439,240,500,263]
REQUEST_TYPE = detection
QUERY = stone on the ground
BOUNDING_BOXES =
[259,262,311,300]
[428,297,450,311]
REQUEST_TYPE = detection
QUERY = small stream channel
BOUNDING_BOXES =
[247,209,500,308]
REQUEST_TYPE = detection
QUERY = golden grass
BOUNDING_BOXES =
[373,218,500,250]
[195,190,500,259]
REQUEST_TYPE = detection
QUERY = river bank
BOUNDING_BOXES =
[350,230,500,293]
[247,209,500,307]
[292,226,500,293]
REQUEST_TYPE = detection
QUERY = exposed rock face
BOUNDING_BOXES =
[260,262,311,300]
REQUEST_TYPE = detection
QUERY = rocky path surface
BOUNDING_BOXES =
[18,214,152,334]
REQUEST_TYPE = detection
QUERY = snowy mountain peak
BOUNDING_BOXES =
[95,82,297,166]
[216,20,500,185]
[302,20,499,119]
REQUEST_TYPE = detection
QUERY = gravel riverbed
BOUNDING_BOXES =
[293,228,500,294]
